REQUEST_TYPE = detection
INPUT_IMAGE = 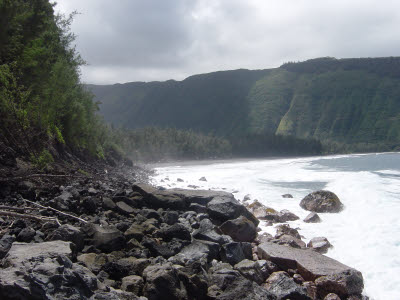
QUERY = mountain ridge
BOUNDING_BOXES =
[89,57,400,152]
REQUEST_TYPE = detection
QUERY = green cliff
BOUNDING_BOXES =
[89,57,400,152]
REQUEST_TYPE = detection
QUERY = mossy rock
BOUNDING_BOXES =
[299,190,344,213]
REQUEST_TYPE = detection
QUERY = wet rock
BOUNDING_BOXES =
[208,263,276,300]
[272,234,306,249]
[177,178,184,182]
[0,241,98,299]
[141,237,175,258]
[85,224,126,253]
[142,262,188,300]
[220,216,257,242]
[207,196,259,226]
[300,190,344,213]
[48,224,85,251]
[258,242,364,294]
[121,275,144,295]
[77,253,109,274]
[132,183,187,210]
[263,271,311,299]
[189,203,208,213]
[102,197,116,210]
[233,259,271,285]
[163,210,179,225]
[303,281,318,300]
[16,227,35,243]
[171,239,220,265]
[199,176,207,182]
[282,194,293,198]
[115,201,135,215]
[221,242,252,265]
[275,224,302,240]
[307,237,332,254]
[192,219,233,245]
[0,234,14,259]
[157,223,191,242]
[304,212,321,223]
[279,209,300,222]
[315,269,364,299]
[324,293,341,300]
[247,201,298,223]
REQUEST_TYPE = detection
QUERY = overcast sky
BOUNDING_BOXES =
[56,0,400,84]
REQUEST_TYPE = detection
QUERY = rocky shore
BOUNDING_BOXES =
[0,164,366,300]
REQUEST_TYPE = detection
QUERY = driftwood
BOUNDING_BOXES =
[0,173,88,182]
[23,199,88,224]
[0,210,60,225]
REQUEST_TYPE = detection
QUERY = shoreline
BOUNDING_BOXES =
[0,161,367,299]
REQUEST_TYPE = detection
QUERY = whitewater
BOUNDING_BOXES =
[151,152,400,300]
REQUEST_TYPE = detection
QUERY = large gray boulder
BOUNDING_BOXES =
[258,242,364,298]
[300,190,344,213]
[170,239,220,265]
[207,196,259,226]
[219,216,257,242]
[262,271,311,300]
[0,241,99,299]
[84,224,126,253]
[307,237,332,254]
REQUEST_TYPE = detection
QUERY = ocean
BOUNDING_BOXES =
[151,152,400,300]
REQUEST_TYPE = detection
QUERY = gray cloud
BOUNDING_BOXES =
[56,0,400,84]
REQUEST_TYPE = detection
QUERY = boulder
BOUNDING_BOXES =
[257,242,364,297]
[121,275,144,295]
[263,271,311,299]
[208,263,276,300]
[141,237,175,258]
[163,211,179,225]
[132,184,187,210]
[208,196,259,226]
[85,224,126,253]
[220,216,257,242]
[282,194,293,198]
[156,223,191,242]
[171,239,220,265]
[0,234,14,259]
[0,241,98,299]
[307,237,332,254]
[77,253,109,274]
[115,201,135,215]
[315,270,364,299]
[275,224,301,240]
[199,177,207,182]
[233,259,271,285]
[300,191,344,213]
[303,212,321,223]
[221,242,252,265]
[16,227,35,243]
[272,234,306,249]
[247,201,298,223]
[48,224,85,251]
[192,219,233,245]
[324,293,341,300]
[142,263,188,300]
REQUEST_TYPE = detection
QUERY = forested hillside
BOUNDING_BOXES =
[0,0,113,166]
[91,57,400,152]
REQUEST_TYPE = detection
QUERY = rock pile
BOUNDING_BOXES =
[0,169,365,299]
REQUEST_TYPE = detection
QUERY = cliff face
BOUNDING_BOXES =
[90,57,400,151]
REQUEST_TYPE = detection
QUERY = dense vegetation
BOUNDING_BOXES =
[0,0,110,163]
[91,57,400,153]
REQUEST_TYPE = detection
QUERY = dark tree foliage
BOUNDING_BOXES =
[281,57,400,78]
[229,133,322,157]
[0,0,106,159]
[110,127,232,162]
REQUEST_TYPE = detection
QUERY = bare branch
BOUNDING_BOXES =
[23,199,88,224]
